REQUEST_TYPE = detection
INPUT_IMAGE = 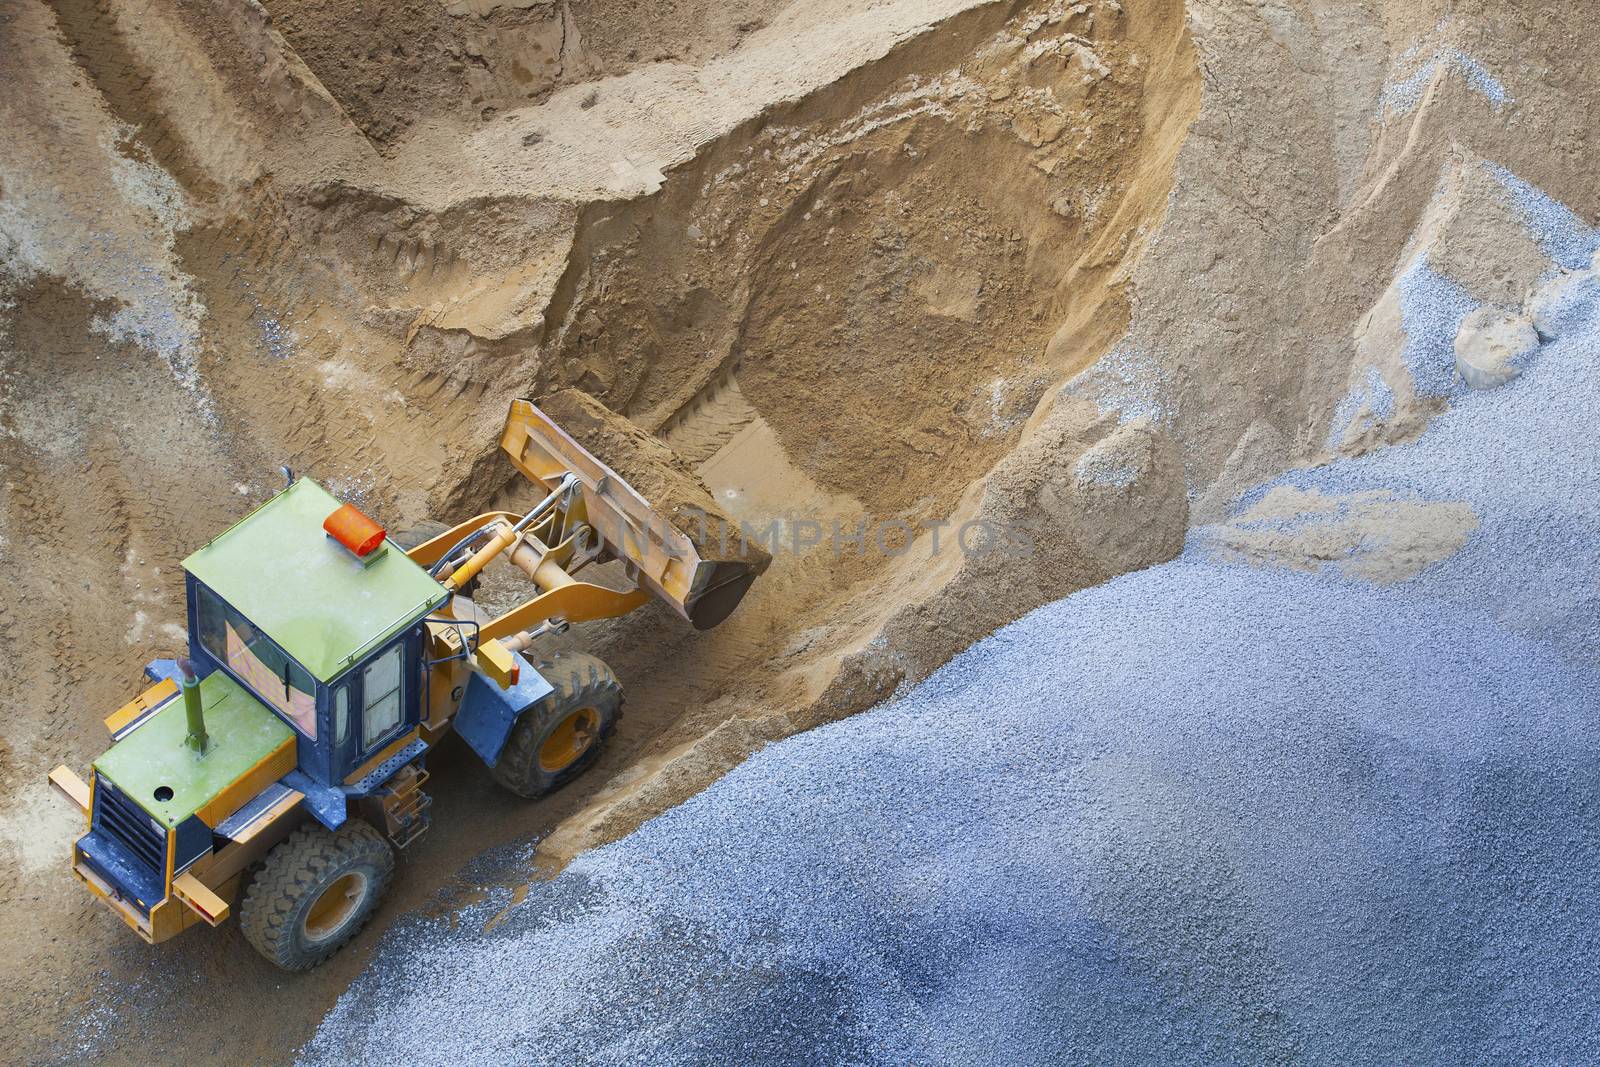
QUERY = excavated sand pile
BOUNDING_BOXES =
[2,0,1599,1061]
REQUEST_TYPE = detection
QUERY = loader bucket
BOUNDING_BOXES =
[499,398,765,629]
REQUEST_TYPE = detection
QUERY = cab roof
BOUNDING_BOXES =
[183,479,448,682]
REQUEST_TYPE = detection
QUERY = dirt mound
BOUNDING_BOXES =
[266,0,793,144]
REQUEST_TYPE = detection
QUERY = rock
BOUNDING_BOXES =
[1069,42,1111,81]
[1454,306,1538,390]
[1526,268,1600,341]
[1011,109,1066,147]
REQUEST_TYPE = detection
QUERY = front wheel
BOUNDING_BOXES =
[490,652,621,798]
[239,821,394,971]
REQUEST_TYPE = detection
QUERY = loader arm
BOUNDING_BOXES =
[398,395,763,651]
[400,510,520,569]
[398,508,648,639]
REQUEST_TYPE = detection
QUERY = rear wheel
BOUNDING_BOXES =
[490,652,621,798]
[239,821,394,971]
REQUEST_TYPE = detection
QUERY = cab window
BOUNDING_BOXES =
[333,684,351,747]
[362,643,403,748]
[195,584,318,738]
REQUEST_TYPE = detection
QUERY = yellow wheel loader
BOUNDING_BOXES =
[48,399,765,970]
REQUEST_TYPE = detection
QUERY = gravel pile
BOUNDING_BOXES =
[1395,256,1480,398]
[1489,164,1600,270]
[302,183,1600,1067]
[304,563,1600,1065]
[1262,182,1600,662]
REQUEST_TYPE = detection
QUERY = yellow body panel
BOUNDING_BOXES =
[173,872,230,926]
[154,893,203,941]
[103,678,178,737]
[425,637,468,726]
[474,638,519,688]
[220,788,304,847]
[196,735,297,828]
[49,765,90,816]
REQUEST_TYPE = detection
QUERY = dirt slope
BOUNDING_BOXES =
[2,0,1597,1062]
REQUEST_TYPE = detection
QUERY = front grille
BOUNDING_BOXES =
[94,778,167,878]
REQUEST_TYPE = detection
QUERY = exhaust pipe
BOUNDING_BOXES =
[177,657,208,754]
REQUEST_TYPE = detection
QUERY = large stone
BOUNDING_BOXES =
[1453,306,1538,390]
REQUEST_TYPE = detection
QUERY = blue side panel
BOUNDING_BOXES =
[144,658,183,685]
[282,770,348,830]
[453,654,555,767]
[173,815,212,875]
[77,830,166,914]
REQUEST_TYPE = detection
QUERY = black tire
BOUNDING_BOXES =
[393,521,479,597]
[239,821,394,971]
[490,652,622,798]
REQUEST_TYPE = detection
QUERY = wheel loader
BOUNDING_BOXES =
[48,398,764,970]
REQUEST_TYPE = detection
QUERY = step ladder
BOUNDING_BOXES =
[380,764,432,849]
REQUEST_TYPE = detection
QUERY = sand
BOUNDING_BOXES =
[3,0,1599,1062]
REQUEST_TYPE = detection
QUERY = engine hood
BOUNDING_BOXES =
[93,670,296,829]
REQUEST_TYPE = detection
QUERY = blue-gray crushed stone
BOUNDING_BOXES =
[1396,255,1477,398]
[1069,342,1174,427]
[300,181,1600,1067]
[1379,49,1510,117]
[1489,164,1600,271]
[1532,270,1600,342]
[1269,310,1600,663]
[302,561,1600,1066]
[1269,194,1600,664]
[1326,364,1396,448]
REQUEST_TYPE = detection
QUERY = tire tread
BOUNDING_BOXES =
[489,652,621,798]
[239,821,394,971]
